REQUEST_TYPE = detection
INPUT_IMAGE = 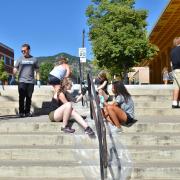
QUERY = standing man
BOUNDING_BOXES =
[13,44,40,117]
[171,37,180,108]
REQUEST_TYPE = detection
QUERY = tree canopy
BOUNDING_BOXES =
[86,0,158,77]
[39,62,54,84]
[0,58,8,82]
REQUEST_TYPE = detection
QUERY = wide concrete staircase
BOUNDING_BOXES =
[0,85,179,179]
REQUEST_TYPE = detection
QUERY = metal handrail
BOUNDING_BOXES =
[87,72,108,180]
[86,70,122,180]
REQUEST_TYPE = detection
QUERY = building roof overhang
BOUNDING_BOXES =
[139,0,180,66]
[149,0,180,52]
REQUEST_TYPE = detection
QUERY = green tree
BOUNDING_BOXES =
[86,0,158,77]
[0,58,8,83]
[1,71,8,82]
[0,58,4,75]
[39,62,54,84]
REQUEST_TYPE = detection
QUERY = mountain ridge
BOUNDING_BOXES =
[37,52,90,64]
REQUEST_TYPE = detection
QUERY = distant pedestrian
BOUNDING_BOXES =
[13,43,40,117]
[171,37,180,108]
[162,67,169,84]
[48,56,71,92]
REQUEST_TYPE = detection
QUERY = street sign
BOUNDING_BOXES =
[79,48,86,58]
[80,57,86,63]
[79,48,86,63]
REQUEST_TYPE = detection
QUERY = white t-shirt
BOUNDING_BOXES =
[50,66,67,80]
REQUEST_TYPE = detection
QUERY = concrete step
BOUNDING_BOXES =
[0,178,87,180]
[0,94,52,102]
[132,95,172,101]
[123,146,180,162]
[0,101,49,107]
[127,89,172,95]
[0,117,180,133]
[134,101,172,108]
[0,160,101,179]
[0,85,53,92]
[77,107,180,116]
[123,122,180,133]
[0,122,95,134]
[0,161,179,179]
[0,107,50,116]
[0,132,179,146]
[134,108,180,116]
[0,101,173,109]
[1,104,180,117]
[0,147,98,162]
[0,94,172,101]
[0,95,52,101]
[129,162,180,179]
[0,145,179,162]
[0,104,90,116]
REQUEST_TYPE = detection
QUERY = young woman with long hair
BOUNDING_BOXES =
[103,81,135,129]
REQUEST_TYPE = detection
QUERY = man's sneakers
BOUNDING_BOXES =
[61,126,75,133]
[18,113,25,118]
[172,105,180,109]
[18,112,33,118]
[25,112,33,117]
[85,126,95,136]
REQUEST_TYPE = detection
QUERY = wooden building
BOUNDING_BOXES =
[140,0,180,84]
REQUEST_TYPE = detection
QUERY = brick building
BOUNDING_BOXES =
[0,42,14,75]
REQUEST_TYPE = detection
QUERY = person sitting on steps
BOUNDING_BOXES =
[95,71,109,103]
[103,81,137,132]
[62,78,88,119]
[48,79,95,135]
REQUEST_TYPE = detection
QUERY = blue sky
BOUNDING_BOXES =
[0,0,169,60]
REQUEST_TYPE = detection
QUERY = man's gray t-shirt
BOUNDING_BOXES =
[115,95,134,118]
[15,56,39,84]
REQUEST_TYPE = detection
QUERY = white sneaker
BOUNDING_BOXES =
[116,127,123,133]
[108,123,123,133]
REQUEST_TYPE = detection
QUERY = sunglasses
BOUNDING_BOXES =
[21,50,26,53]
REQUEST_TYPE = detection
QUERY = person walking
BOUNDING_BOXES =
[162,67,169,85]
[13,44,40,117]
[171,37,180,108]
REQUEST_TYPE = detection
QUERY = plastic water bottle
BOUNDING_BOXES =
[37,80,41,88]
[99,95,104,108]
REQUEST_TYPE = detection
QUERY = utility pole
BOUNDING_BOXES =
[82,29,85,81]
[78,29,86,106]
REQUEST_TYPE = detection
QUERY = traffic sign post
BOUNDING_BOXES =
[79,48,86,63]
[78,47,86,106]
[79,30,86,106]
